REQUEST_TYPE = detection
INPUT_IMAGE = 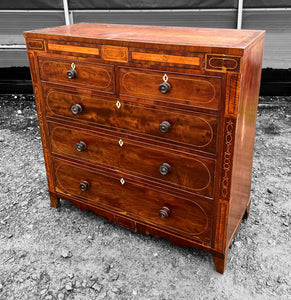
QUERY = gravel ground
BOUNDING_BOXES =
[0,94,290,300]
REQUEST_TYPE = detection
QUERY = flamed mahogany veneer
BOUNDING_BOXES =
[24,23,264,273]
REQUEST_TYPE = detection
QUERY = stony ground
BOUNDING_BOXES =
[0,94,290,300]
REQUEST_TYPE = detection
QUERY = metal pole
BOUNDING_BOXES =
[63,0,70,25]
[237,0,244,29]
[69,10,74,24]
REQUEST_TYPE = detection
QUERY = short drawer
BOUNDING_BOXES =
[48,122,215,198]
[38,56,115,94]
[44,87,218,153]
[119,67,221,110]
[53,157,212,243]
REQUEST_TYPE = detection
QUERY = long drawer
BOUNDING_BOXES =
[44,87,218,153]
[53,157,212,243]
[38,56,115,94]
[48,121,215,198]
[119,67,221,110]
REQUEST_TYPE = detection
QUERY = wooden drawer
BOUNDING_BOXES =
[38,56,115,94]
[44,87,218,153]
[53,157,212,243]
[119,67,221,110]
[48,122,215,198]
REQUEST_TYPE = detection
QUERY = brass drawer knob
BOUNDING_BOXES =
[159,121,171,133]
[67,62,77,79]
[71,104,82,115]
[79,180,89,192]
[159,82,171,94]
[159,163,171,175]
[76,141,87,152]
[159,206,171,219]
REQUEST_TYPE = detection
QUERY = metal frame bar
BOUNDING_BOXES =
[0,10,64,13]
[63,0,70,25]
[71,9,236,13]
[0,7,290,14]
[69,10,74,24]
[243,8,291,11]
[237,0,244,29]
[0,45,26,49]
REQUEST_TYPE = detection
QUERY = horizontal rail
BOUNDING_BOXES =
[71,9,237,13]
[0,8,290,14]
[0,10,64,13]
[0,45,26,49]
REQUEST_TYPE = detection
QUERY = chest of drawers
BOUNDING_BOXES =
[24,23,264,273]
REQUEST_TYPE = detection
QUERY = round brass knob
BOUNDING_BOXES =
[67,69,77,79]
[79,181,89,192]
[159,121,171,133]
[76,141,87,152]
[71,104,82,115]
[159,163,171,175]
[159,82,171,94]
[159,206,171,219]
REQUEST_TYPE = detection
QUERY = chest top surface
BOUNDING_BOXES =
[24,23,264,55]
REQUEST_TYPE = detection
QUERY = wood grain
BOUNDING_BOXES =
[131,51,200,66]
[225,74,240,117]
[48,121,216,198]
[24,23,264,56]
[43,87,218,153]
[225,37,265,249]
[27,52,56,193]
[102,45,128,62]
[48,43,100,56]
[53,157,212,243]
[38,56,115,93]
[119,67,221,110]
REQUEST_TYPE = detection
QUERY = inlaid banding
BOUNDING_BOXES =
[48,43,100,56]
[27,39,45,51]
[103,45,128,62]
[132,51,200,66]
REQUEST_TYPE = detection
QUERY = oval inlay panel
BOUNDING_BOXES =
[41,61,111,88]
[54,159,210,237]
[122,71,215,103]
[49,123,214,197]
[27,40,44,50]
[187,116,214,147]
[209,57,238,70]
[44,88,217,153]
[38,57,115,93]
[119,68,221,110]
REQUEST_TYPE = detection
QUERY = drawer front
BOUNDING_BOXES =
[48,122,215,198]
[44,88,218,153]
[47,41,101,58]
[53,158,212,243]
[38,56,115,94]
[119,67,221,110]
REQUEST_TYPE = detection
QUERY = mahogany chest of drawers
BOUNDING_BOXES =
[24,23,264,273]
